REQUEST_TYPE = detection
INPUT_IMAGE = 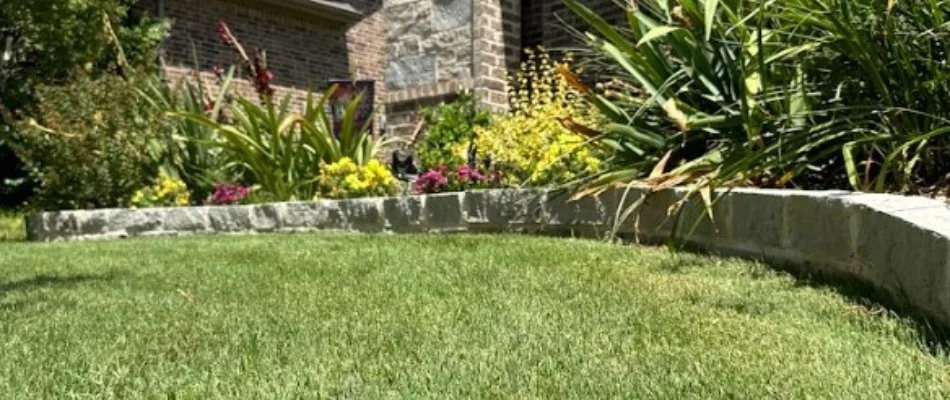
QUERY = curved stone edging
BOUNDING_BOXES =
[24,187,950,328]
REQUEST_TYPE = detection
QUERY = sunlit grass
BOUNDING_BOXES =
[0,234,947,398]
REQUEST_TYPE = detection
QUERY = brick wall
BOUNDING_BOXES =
[347,0,387,97]
[141,0,385,112]
[472,0,510,110]
[520,0,623,53]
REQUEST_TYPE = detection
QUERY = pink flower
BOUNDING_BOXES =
[208,184,252,205]
[414,169,449,194]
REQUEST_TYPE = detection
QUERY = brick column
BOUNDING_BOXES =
[472,0,512,110]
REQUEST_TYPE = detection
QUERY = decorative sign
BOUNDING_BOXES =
[328,79,375,137]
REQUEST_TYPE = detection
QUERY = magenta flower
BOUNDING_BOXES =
[457,165,485,184]
[208,184,252,205]
[414,168,450,194]
[414,165,502,194]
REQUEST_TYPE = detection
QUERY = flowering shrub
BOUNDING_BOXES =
[130,172,191,208]
[207,184,252,205]
[414,165,502,194]
[467,48,603,187]
[316,158,400,199]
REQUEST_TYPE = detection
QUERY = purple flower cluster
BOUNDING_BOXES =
[208,184,251,205]
[414,165,502,194]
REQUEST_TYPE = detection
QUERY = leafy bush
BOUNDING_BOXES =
[129,172,190,208]
[470,49,603,187]
[316,158,400,199]
[414,165,503,194]
[1,1,167,209]
[563,0,803,199]
[788,0,950,193]
[12,74,169,210]
[417,91,491,170]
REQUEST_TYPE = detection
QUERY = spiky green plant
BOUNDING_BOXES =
[179,86,387,201]
[566,0,950,196]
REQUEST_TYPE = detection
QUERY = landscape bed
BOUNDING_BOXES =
[24,187,950,331]
[1,234,949,398]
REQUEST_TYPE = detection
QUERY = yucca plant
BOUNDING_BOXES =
[566,0,950,200]
[564,0,830,199]
[179,85,385,201]
[784,0,950,193]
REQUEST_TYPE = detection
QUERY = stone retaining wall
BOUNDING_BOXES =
[24,187,950,328]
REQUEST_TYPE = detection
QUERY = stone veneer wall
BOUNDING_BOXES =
[25,187,950,330]
[382,0,518,135]
[382,0,476,135]
[384,0,474,91]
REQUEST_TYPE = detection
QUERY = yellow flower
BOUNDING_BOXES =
[175,193,190,206]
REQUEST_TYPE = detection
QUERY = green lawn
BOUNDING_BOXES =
[1,234,948,398]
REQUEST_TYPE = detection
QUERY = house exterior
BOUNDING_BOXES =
[138,0,619,136]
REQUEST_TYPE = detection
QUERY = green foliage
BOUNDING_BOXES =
[794,0,950,193]
[471,49,603,187]
[137,67,239,201]
[0,0,166,106]
[1,0,167,209]
[315,158,400,199]
[11,74,170,210]
[179,86,389,201]
[564,0,807,199]
[416,91,490,170]
[0,212,24,242]
[566,0,950,199]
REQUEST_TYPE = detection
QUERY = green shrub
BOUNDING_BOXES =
[417,91,490,170]
[563,0,808,199]
[470,49,603,187]
[1,1,167,209]
[0,212,24,242]
[786,0,950,193]
[12,74,169,210]
[315,158,400,199]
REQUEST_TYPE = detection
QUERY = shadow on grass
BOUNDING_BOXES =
[603,232,950,355]
[786,272,950,355]
[0,272,122,295]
